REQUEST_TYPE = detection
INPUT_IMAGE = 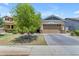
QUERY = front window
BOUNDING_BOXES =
[11,25,13,29]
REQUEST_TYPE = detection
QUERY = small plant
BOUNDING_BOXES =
[12,30,17,34]
[71,31,75,36]
[74,30,79,36]
[71,30,79,36]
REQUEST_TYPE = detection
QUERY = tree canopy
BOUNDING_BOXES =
[11,3,41,33]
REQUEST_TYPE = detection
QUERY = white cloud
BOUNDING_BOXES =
[41,10,65,19]
[41,11,53,18]
[41,7,65,19]
[73,14,79,18]
[0,12,11,17]
[41,6,59,18]
[73,10,79,18]
[6,12,11,16]
[74,10,79,14]
[54,13,65,18]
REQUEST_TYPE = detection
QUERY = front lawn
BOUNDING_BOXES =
[0,33,21,45]
[0,33,47,45]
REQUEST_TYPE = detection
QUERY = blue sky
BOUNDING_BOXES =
[0,3,79,19]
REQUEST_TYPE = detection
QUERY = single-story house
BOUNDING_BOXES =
[41,15,65,33]
[3,15,65,33]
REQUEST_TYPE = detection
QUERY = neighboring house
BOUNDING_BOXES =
[3,16,14,32]
[3,15,65,33]
[41,15,65,33]
[64,18,79,31]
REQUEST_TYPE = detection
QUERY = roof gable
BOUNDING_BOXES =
[43,15,63,20]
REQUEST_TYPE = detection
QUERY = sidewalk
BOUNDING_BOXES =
[0,45,32,56]
[0,45,52,56]
[0,45,79,56]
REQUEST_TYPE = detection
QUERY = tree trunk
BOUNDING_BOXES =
[27,32,31,40]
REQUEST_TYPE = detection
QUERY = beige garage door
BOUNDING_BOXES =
[43,24,61,33]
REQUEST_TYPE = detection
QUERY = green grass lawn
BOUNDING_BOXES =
[0,33,47,45]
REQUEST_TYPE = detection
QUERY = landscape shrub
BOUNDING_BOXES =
[74,30,79,36]
[12,30,17,34]
[71,31,76,36]
[71,30,79,36]
[6,30,17,34]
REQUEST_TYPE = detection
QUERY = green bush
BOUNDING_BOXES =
[74,30,79,36]
[71,30,79,36]
[7,30,13,33]
[71,31,76,36]
[7,30,17,34]
[12,30,17,34]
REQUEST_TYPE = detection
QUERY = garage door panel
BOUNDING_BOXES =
[43,29,60,33]
[43,24,61,33]
[43,24,60,29]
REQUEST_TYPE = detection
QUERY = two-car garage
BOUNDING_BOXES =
[42,24,62,33]
[41,15,65,33]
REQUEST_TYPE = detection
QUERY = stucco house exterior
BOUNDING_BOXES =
[3,16,14,32]
[41,15,65,33]
[3,15,65,33]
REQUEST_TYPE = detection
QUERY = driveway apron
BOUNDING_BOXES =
[44,34,79,55]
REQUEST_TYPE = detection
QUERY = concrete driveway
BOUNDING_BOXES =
[30,33,79,56]
[44,34,79,45]
[42,34,79,55]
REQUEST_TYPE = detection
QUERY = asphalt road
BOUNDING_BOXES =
[44,34,79,45]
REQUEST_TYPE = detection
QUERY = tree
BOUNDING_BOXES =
[11,3,41,34]
[0,17,3,27]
